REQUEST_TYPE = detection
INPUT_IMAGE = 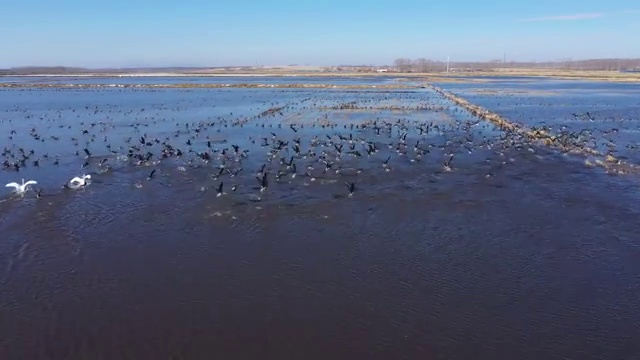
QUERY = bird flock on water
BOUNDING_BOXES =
[1,88,635,202]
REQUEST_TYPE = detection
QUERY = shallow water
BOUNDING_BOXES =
[1,79,640,359]
[435,78,640,163]
[0,75,414,86]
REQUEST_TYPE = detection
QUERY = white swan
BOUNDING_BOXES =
[69,174,91,189]
[6,179,37,195]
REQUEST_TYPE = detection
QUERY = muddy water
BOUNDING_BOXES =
[1,81,640,359]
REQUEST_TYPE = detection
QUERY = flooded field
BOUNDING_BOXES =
[435,78,640,164]
[0,75,414,86]
[1,77,640,359]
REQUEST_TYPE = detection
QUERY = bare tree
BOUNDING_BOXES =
[414,58,430,72]
[393,58,413,72]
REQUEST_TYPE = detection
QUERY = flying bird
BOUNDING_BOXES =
[5,179,38,195]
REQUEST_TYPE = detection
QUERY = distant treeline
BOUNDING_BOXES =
[389,58,640,72]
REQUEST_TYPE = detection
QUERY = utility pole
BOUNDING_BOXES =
[446,56,450,73]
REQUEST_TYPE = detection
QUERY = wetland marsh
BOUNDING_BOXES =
[1,76,639,359]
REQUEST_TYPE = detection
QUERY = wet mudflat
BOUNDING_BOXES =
[1,78,640,359]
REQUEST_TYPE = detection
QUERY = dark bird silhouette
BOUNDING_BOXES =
[257,172,268,192]
[345,182,355,198]
[444,154,455,172]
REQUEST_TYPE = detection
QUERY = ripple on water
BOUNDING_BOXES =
[57,187,144,234]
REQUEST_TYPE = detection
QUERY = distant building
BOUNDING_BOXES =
[376,69,388,73]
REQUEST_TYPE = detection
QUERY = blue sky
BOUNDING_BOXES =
[1,0,638,68]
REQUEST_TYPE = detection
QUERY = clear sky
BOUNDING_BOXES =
[1,0,639,68]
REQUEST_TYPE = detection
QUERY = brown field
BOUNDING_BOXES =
[4,69,640,83]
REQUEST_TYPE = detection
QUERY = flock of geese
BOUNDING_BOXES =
[2,118,465,200]
[1,112,478,201]
[0,83,635,203]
